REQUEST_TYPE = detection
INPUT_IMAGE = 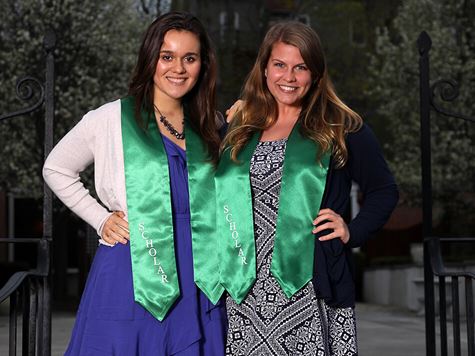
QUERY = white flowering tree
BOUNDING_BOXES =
[367,0,475,233]
[0,0,147,197]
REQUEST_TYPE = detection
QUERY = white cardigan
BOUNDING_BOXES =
[43,100,126,245]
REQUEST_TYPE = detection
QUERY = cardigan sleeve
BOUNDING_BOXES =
[42,111,112,237]
[346,124,399,248]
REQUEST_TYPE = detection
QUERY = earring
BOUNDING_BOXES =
[264,69,267,77]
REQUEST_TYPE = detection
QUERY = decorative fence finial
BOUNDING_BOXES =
[44,29,56,52]
[417,31,432,55]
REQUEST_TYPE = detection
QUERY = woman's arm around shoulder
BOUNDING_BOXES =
[345,123,399,248]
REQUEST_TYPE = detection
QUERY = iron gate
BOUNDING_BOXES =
[0,30,55,356]
[418,30,475,356]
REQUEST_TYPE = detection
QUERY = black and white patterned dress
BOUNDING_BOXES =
[225,139,358,356]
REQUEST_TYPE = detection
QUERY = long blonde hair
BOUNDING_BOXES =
[222,21,362,168]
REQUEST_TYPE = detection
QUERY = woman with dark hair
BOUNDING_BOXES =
[43,12,226,355]
[217,21,398,355]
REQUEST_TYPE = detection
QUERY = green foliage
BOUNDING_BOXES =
[309,0,401,141]
[0,0,147,196]
[312,1,370,109]
[367,0,475,230]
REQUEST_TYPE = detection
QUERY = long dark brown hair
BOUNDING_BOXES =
[223,21,362,168]
[129,12,220,162]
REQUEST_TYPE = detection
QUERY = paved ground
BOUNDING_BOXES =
[0,302,468,355]
[357,303,425,356]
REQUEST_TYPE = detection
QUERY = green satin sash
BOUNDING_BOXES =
[186,117,224,304]
[216,123,330,303]
[121,97,223,321]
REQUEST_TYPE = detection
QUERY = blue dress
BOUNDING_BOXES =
[65,135,227,355]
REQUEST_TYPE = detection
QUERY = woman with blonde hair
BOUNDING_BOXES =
[217,21,398,355]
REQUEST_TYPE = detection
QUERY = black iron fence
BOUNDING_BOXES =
[418,31,475,356]
[0,30,55,356]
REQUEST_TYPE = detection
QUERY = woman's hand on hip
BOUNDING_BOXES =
[102,211,130,245]
[312,208,350,244]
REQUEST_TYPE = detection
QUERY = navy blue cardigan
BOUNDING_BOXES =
[219,122,398,308]
[312,123,398,307]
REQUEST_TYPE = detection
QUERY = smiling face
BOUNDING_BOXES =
[265,41,313,110]
[153,29,201,103]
